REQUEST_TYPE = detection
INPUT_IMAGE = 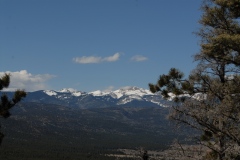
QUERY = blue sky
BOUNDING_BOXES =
[0,0,202,92]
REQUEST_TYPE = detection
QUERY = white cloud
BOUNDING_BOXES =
[0,70,56,91]
[103,53,120,62]
[131,55,148,62]
[73,53,121,64]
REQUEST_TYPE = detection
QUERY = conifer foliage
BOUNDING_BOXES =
[0,73,26,144]
[149,0,240,159]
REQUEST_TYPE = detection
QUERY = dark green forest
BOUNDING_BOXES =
[0,103,184,160]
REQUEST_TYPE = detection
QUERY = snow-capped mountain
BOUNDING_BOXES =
[22,86,170,108]
[89,86,152,98]
[45,88,84,97]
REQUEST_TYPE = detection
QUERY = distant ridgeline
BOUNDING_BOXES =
[3,87,172,108]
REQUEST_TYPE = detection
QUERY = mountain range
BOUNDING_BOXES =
[21,86,171,108]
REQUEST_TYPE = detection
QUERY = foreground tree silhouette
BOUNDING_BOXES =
[149,0,240,159]
[0,73,26,144]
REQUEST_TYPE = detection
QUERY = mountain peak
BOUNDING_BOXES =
[44,90,57,96]
[59,88,77,93]
[113,86,153,97]
[58,88,83,96]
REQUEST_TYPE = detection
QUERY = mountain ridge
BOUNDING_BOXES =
[10,86,171,108]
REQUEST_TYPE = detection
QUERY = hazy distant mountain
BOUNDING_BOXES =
[21,86,171,108]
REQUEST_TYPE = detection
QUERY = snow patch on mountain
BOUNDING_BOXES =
[59,88,77,93]
[58,88,83,97]
[72,92,82,96]
[89,90,109,96]
[44,90,57,96]
[166,92,207,101]
[111,86,153,99]
[117,95,143,105]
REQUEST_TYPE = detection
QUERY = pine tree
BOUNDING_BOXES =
[0,73,26,144]
[149,0,240,159]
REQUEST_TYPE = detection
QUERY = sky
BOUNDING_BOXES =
[0,0,202,92]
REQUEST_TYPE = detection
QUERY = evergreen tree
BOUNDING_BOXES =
[0,73,26,144]
[149,0,240,159]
